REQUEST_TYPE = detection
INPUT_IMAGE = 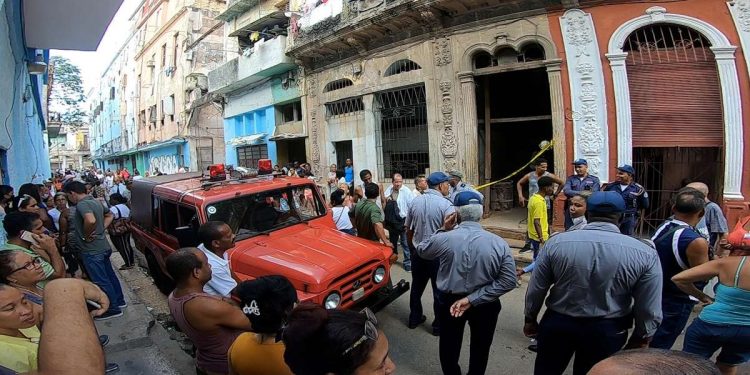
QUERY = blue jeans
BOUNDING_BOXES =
[523,240,542,273]
[650,297,696,349]
[389,228,411,269]
[81,249,126,314]
[683,318,750,366]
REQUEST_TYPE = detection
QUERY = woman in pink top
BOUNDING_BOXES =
[166,248,252,375]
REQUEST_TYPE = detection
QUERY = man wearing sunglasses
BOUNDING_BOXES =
[416,191,517,375]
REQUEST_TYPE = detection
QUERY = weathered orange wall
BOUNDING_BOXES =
[547,0,750,224]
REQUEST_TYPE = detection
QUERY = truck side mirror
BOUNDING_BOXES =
[175,226,199,248]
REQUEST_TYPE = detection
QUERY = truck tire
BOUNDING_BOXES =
[145,251,175,295]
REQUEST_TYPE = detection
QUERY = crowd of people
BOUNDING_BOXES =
[1,157,749,375]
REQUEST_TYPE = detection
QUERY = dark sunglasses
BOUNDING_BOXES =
[342,308,378,355]
[9,257,42,274]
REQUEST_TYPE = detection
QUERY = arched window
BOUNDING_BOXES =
[384,59,422,77]
[472,51,493,69]
[323,78,353,93]
[519,43,546,62]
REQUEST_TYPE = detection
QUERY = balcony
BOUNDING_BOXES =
[216,0,261,22]
[286,0,558,68]
[208,36,296,94]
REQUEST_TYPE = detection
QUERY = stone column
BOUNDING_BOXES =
[545,60,567,176]
[362,93,381,181]
[606,52,632,166]
[458,72,479,184]
[713,47,744,200]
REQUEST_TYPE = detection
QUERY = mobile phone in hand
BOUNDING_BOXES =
[20,231,39,246]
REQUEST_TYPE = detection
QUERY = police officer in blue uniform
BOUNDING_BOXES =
[447,171,482,204]
[562,159,600,229]
[603,165,649,236]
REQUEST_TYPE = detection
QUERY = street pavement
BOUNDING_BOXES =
[101,242,750,375]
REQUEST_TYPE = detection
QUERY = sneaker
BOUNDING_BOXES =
[99,335,109,347]
[105,363,120,373]
[94,310,124,321]
[528,339,538,352]
[118,302,128,309]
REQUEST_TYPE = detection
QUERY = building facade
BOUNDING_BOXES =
[285,0,750,230]
[47,117,91,172]
[208,0,304,170]
[0,0,119,188]
[90,0,228,176]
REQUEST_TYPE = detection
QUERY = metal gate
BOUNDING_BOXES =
[375,85,429,179]
[633,147,723,235]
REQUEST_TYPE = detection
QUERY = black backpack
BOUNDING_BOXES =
[384,199,405,231]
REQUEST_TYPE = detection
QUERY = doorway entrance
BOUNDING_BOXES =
[275,138,307,167]
[476,67,554,219]
[334,140,353,171]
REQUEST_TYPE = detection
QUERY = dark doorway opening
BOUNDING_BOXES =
[276,138,307,167]
[634,147,723,235]
[476,68,554,211]
[334,140,353,171]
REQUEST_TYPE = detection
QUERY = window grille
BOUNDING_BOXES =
[325,97,364,118]
[236,144,268,168]
[384,59,422,77]
[623,23,712,65]
[323,78,354,93]
[376,85,430,180]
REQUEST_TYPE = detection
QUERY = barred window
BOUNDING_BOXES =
[384,59,422,77]
[376,85,430,180]
[323,78,353,93]
[325,97,364,118]
[236,144,268,168]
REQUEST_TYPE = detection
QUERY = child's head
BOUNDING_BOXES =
[569,194,588,219]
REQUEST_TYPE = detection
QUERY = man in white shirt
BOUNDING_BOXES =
[383,173,415,272]
[196,221,238,298]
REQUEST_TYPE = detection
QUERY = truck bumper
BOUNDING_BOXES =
[362,278,410,313]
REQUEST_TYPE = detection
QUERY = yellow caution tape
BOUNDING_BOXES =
[474,140,556,191]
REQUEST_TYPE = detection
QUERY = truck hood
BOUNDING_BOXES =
[229,224,388,291]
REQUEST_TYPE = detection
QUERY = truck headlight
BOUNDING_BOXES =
[373,266,386,284]
[324,292,341,309]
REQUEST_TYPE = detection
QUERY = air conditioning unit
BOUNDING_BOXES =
[146,60,155,68]
[185,50,194,61]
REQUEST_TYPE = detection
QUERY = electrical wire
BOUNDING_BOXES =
[2,48,21,152]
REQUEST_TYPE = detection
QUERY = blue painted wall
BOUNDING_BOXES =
[144,143,189,175]
[0,0,51,187]
[224,106,277,168]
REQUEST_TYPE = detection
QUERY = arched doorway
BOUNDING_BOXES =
[624,23,724,232]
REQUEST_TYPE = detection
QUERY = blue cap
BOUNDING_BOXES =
[617,164,635,175]
[587,191,626,214]
[572,159,588,166]
[427,172,450,186]
[454,191,483,206]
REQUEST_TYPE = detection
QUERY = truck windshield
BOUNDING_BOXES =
[204,184,326,240]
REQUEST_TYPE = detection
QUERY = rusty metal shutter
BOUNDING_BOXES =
[627,49,723,148]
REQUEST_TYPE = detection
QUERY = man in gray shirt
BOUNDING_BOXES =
[406,171,455,335]
[417,191,516,375]
[524,191,663,375]
[64,180,126,320]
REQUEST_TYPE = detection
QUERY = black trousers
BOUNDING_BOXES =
[408,246,440,328]
[111,232,135,267]
[438,293,501,375]
[535,310,629,375]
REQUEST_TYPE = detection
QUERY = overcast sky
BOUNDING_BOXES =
[51,0,141,95]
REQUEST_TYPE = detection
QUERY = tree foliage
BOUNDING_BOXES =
[49,56,86,125]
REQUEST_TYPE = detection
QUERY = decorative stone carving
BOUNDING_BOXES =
[310,108,320,169]
[434,38,452,66]
[731,0,750,32]
[438,80,457,166]
[560,9,608,179]
[306,73,317,98]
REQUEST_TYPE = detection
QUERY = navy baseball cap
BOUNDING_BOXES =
[427,172,450,186]
[572,159,588,166]
[617,164,635,175]
[454,191,483,206]
[587,191,626,214]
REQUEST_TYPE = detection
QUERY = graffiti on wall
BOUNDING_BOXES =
[149,154,179,175]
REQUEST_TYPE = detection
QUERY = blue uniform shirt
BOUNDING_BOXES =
[603,182,649,214]
[563,174,600,198]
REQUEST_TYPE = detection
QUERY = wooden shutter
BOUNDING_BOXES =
[627,49,723,148]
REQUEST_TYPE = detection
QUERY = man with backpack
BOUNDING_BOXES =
[649,187,710,350]
[383,173,415,272]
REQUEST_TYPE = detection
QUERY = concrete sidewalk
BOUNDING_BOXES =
[94,256,193,375]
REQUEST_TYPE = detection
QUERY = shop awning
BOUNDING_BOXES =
[269,132,307,141]
[228,133,266,146]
